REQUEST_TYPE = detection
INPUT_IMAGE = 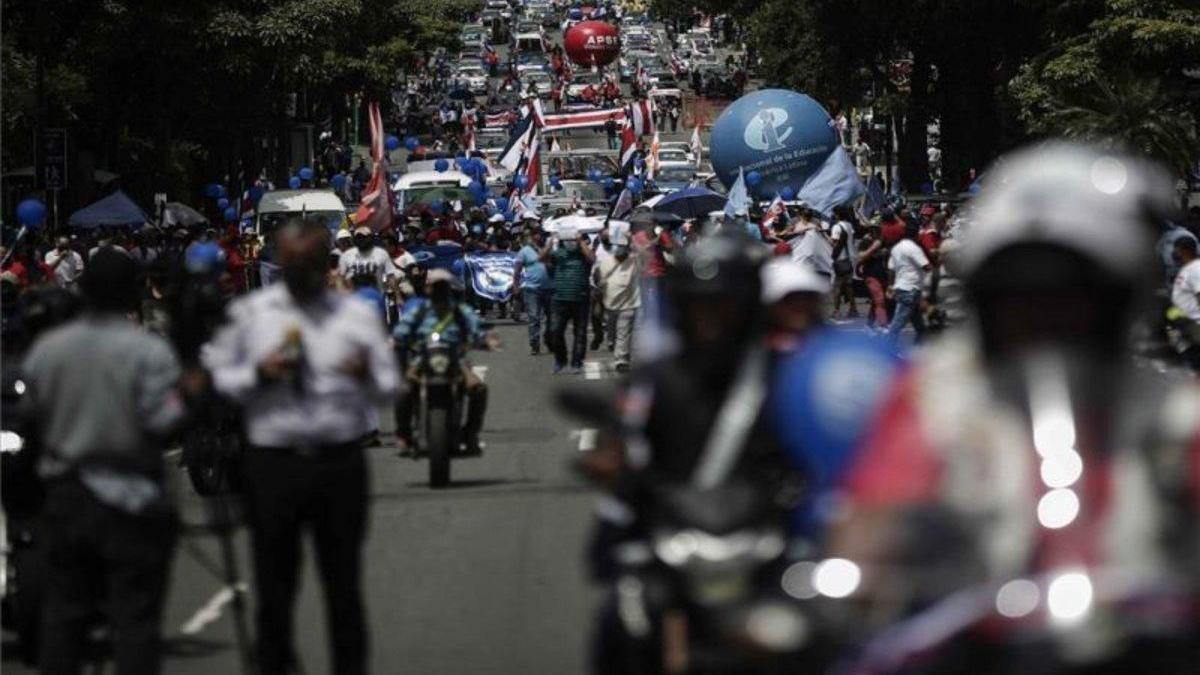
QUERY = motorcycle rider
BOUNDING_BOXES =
[393,268,495,455]
[827,143,1200,672]
[575,231,803,674]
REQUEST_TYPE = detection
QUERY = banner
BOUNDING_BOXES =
[464,251,519,302]
[407,244,465,272]
[541,107,626,131]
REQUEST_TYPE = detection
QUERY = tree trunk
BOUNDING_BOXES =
[898,52,931,193]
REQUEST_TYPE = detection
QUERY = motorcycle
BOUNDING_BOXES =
[410,331,468,488]
[1,365,45,664]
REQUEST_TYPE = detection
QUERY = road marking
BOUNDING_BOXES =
[583,360,605,380]
[471,365,489,382]
[180,583,248,635]
[570,428,598,452]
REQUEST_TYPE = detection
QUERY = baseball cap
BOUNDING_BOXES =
[335,229,352,241]
[760,259,830,303]
[353,226,372,236]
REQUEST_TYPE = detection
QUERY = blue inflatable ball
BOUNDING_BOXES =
[434,158,450,172]
[587,168,601,183]
[603,177,615,189]
[746,170,762,187]
[185,241,224,275]
[467,179,484,196]
[16,198,46,228]
[299,166,314,181]
[494,196,510,213]
[404,136,420,152]
[204,183,222,199]
[223,206,238,222]
[780,186,796,201]
[385,135,402,152]
[216,197,230,210]
[514,174,529,189]
[710,89,839,199]
[549,174,561,187]
[288,176,302,189]
[771,328,905,490]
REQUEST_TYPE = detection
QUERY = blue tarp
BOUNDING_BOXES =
[67,190,150,229]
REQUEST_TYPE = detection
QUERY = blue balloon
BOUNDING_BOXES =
[494,197,510,212]
[185,241,225,275]
[603,177,615,189]
[746,170,762,187]
[404,136,420,152]
[331,173,347,190]
[288,176,302,189]
[429,202,443,215]
[204,183,222,199]
[16,198,46,228]
[299,166,314,181]
[434,158,450,172]
[587,168,601,183]
[710,89,839,199]
[626,177,643,193]
[549,174,561,187]
[771,329,904,490]
[249,185,265,203]
[468,180,484,195]
[216,197,230,210]
[385,135,402,152]
[223,206,238,222]
[514,174,529,189]
[780,186,796,201]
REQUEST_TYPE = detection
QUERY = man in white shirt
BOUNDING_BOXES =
[1172,237,1200,321]
[202,219,398,675]
[594,233,642,371]
[886,224,932,341]
[337,225,399,288]
[44,237,85,290]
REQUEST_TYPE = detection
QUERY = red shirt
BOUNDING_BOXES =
[917,229,941,257]
[425,226,462,245]
[880,218,905,245]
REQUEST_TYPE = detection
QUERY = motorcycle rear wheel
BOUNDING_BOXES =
[427,408,452,488]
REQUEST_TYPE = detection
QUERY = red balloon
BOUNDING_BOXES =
[564,21,620,67]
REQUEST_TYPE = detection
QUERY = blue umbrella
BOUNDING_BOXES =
[652,186,726,219]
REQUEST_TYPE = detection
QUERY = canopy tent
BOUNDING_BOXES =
[67,190,149,229]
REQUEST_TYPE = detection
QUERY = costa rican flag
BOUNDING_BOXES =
[485,111,517,128]
[760,194,786,229]
[540,107,626,131]
[627,98,654,136]
[352,101,393,231]
[618,121,638,171]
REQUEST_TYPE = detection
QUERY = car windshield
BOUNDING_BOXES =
[258,210,346,234]
[401,185,476,208]
[556,182,607,202]
[657,166,695,182]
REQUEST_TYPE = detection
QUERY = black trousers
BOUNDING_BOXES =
[39,479,176,675]
[550,298,589,368]
[242,445,369,675]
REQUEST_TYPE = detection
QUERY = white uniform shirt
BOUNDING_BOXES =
[202,285,400,448]
[338,246,399,286]
[888,238,930,292]
[1172,258,1200,322]
[44,248,85,287]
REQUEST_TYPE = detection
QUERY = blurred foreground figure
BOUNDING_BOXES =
[830,143,1200,673]
[203,219,398,675]
[23,250,185,675]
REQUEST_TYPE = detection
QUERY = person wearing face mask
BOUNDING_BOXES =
[540,228,596,374]
[44,236,85,291]
[202,218,399,675]
[337,225,399,290]
[593,233,642,372]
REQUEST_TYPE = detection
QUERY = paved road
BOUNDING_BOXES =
[4,320,621,675]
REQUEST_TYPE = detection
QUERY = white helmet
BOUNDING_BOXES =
[962,142,1176,286]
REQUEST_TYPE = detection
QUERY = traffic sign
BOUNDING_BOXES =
[39,128,68,190]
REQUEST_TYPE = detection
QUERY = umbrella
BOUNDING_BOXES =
[543,213,606,235]
[652,187,726,220]
[628,210,684,228]
[161,202,208,228]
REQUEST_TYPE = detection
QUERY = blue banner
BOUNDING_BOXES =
[407,244,465,271]
[464,251,519,302]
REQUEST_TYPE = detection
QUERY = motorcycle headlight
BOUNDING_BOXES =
[428,353,451,375]
[1,430,25,454]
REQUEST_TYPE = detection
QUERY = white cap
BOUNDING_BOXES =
[335,229,352,241]
[761,259,830,303]
[488,213,505,223]
[353,225,372,236]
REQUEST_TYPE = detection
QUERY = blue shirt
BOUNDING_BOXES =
[353,286,387,322]
[392,299,484,349]
[518,245,549,290]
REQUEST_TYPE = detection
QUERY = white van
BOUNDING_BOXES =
[255,189,347,234]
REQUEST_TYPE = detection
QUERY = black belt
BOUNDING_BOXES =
[250,439,363,458]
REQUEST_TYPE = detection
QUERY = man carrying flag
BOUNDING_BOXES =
[353,101,393,232]
[618,120,638,174]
